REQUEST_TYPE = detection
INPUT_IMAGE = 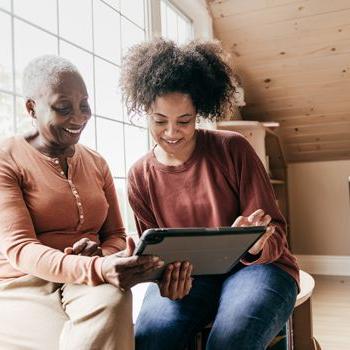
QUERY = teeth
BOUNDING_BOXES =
[166,140,179,144]
[64,128,81,134]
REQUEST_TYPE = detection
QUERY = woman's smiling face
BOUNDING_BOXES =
[148,92,197,160]
[28,71,91,150]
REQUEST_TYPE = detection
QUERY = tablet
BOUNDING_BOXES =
[133,226,266,279]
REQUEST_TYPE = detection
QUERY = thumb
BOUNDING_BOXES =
[125,236,135,257]
[64,247,74,255]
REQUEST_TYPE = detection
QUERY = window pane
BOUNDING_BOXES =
[94,0,121,65]
[121,17,145,56]
[96,117,125,177]
[0,12,13,92]
[103,0,120,11]
[160,0,167,38]
[59,0,92,51]
[95,58,122,120]
[59,41,95,113]
[79,115,96,150]
[15,95,32,134]
[0,0,10,11]
[121,0,144,29]
[0,93,14,141]
[114,178,127,226]
[14,19,58,94]
[177,16,191,45]
[124,125,148,172]
[166,5,177,42]
[14,0,57,34]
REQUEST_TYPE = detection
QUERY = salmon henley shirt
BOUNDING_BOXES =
[128,128,300,288]
[0,136,126,285]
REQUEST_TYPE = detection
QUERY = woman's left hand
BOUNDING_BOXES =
[232,209,275,255]
[64,238,103,257]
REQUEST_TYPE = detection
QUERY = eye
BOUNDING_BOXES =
[177,121,191,125]
[80,103,91,113]
[53,106,71,116]
[153,120,166,125]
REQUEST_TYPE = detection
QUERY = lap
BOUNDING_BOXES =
[0,275,67,350]
[135,264,297,350]
[208,264,298,349]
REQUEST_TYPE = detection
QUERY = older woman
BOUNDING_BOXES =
[0,55,163,350]
[121,39,300,350]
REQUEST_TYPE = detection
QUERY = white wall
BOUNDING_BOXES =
[288,160,350,256]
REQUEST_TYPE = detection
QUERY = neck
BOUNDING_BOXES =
[25,131,75,158]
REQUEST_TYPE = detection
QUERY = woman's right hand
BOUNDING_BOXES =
[101,237,164,291]
[158,261,193,300]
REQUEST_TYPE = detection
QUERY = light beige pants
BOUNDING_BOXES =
[0,275,134,350]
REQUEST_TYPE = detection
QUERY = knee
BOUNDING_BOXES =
[207,325,264,350]
[91,284,132,315]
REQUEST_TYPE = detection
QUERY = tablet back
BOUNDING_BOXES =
[134,227,266,278]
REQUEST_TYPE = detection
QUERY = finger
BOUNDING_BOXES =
[125,236,136,257]
[114,254,161,269]
[177,262,189,296]
[72,238,89,254]
[248,209,265,224]
[260,215,272,226]
[232,215,247,227]
[125,259,165,275]
[159,264,173,297]
[90,247,103,257]
[169,262,180,299]
[81,242,100,256]
[64,247,74,255]
[183,264,193,296]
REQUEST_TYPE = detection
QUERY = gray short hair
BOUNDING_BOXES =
[22,54,81,99]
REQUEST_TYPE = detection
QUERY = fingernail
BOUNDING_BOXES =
[152,256,160,262]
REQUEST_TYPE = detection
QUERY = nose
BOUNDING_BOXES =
[164,121,178,137]
[72,108,91,125]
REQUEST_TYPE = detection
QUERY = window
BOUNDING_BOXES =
[160,0,193,44]
[0,0,149,233]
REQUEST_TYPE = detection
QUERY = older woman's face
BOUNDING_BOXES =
[30,71,91,148]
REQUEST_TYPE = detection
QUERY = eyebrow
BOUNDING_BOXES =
[153,113,193,118]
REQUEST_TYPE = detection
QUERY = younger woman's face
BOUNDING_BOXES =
[148,92,197,158]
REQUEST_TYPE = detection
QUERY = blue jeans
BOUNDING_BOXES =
[135,264,298,350]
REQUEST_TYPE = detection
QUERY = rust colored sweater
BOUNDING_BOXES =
[128,128,299,287]
[0,136,126,285]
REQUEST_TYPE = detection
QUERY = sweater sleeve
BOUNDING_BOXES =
[127,168,158,236]
[228,136,289,265]
[0,151,105,285]
[98,159,126,255]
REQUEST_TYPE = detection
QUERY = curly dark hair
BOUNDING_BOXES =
[120,38,237,121]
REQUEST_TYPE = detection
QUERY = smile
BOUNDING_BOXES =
[63,128,82,134]
[163,138,181,144]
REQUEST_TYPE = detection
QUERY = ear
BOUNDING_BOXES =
[25,99,36,119]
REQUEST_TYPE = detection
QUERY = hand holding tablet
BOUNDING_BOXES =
[133,226,266,280]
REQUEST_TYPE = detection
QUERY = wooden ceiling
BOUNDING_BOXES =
[207,0,350,163]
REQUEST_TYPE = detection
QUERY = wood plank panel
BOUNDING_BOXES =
[287,140,350,153]
[209,0,302,19]
[283,131,350,145]
[214,0,350,34]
